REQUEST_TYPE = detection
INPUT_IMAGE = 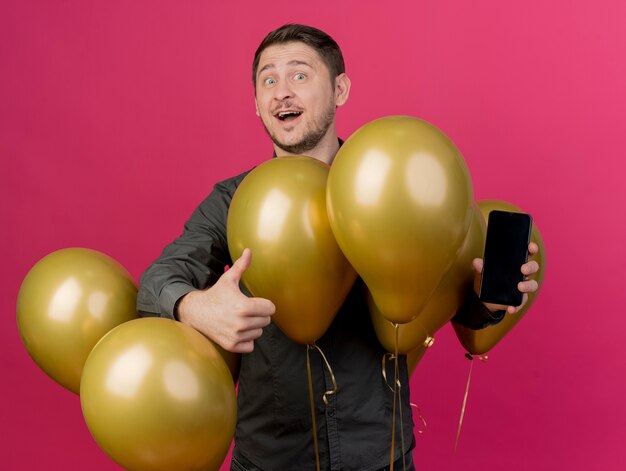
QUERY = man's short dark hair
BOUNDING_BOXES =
[252,24,345,87]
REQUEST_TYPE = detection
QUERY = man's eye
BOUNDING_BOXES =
[264,77,276,86]
[294,73,306,81]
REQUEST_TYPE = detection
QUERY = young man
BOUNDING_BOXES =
[138,24,539,471]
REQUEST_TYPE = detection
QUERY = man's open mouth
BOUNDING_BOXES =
[275,111,302,121]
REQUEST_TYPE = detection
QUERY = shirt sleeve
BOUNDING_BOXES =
[451,289,506,330]
[136,171,250,319]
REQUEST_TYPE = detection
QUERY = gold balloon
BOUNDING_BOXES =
[371,203,486,354]
[327,116,474,324]
[227,156,357,344]
[452,200,546,354]
[80,317,236,471]
[16,248,138,393]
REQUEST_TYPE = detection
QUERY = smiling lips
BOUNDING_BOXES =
[273,103,304,122]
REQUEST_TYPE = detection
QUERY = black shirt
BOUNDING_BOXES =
[137,167,503,470]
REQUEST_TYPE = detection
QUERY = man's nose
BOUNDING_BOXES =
[273,79,294,101]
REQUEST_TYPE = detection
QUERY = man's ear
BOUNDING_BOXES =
[334,73,351,107]
[255,98,260,116]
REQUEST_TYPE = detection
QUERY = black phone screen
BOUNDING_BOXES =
[479,210,532,306]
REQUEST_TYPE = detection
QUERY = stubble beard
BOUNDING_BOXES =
[262,100,336,155]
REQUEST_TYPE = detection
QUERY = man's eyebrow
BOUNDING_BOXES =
[287,60,313,68]
[257,60,313,77]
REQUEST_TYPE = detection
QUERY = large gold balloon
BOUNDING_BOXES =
[371,203,486,354]
[16,248,138,393]
[452,200,546,354]
[327,116,474,324]
[80,317,236,471]
[227,156,357,345]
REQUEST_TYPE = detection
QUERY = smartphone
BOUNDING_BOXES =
[479,210,533,306]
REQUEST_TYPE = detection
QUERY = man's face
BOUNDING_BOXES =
[254,42,339,155]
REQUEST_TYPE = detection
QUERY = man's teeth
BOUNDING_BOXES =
[278,111,301,119]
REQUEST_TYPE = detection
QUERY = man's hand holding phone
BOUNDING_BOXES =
[474,210,540,315]
[474,242,540,314]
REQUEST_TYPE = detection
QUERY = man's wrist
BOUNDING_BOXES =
[452,289,507,330]
[160,282,196,320]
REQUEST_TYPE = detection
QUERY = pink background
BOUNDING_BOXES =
[2,0,625,469]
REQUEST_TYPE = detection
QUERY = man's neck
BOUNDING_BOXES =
[273,129,340,165]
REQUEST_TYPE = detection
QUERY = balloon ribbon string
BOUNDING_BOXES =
[396,322,434,469]
[305,343,337,471]
[410,402,428,434]
[386,323,407,471]
[306,345,321,471]
[455,353,488,453]
[389,327,398,471]
[396,346,406,471]
[309,343,337,406]
[412,323,433,437]
[382,330,434,440]
[381,353,395,391]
